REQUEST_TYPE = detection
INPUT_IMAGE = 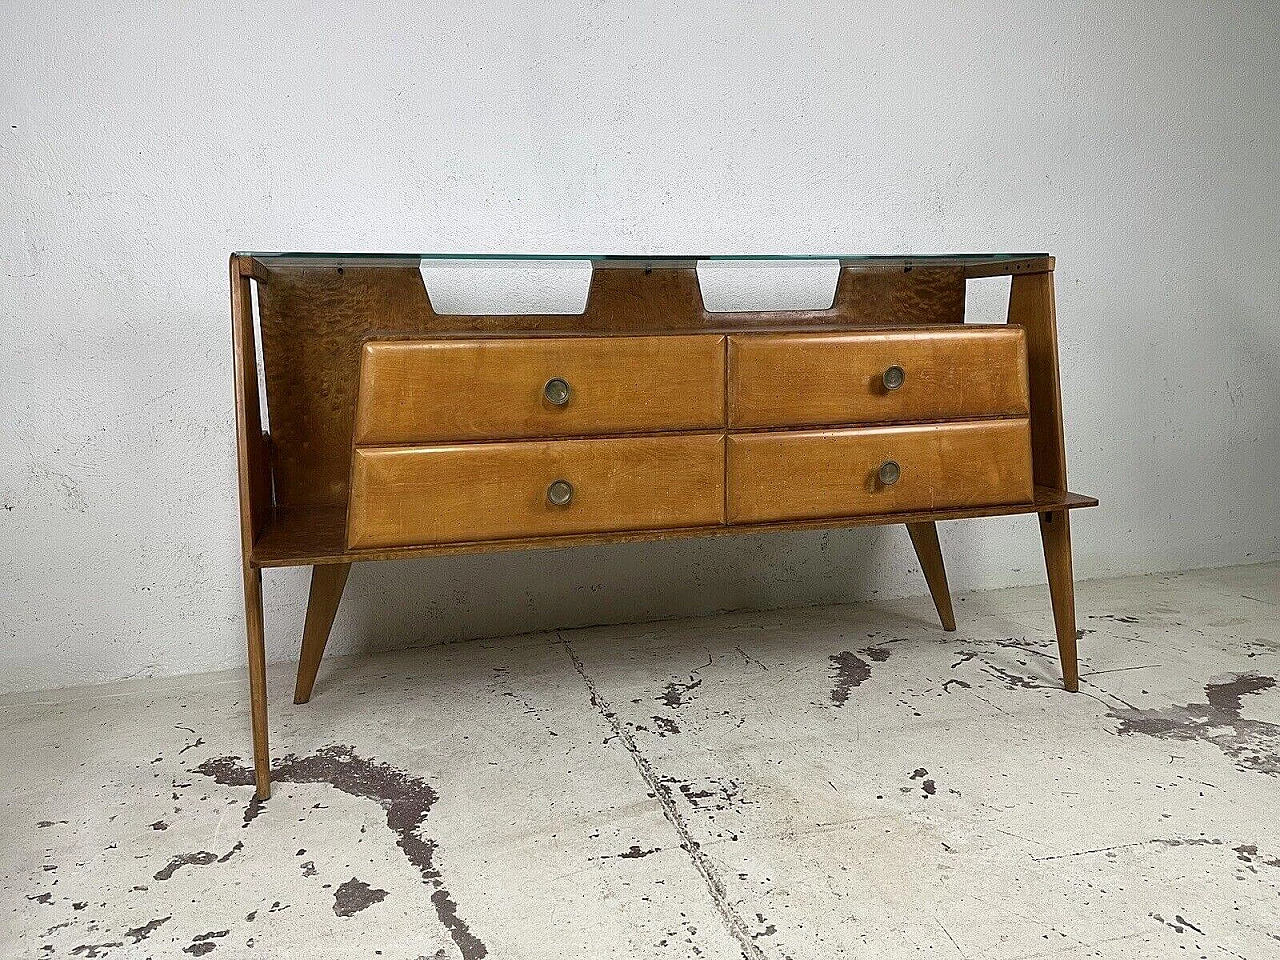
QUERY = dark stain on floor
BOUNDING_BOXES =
[1234,844,1280,870]
[194,745,488,960]
[124,915,170,943]
[153,842,243,881]
[616,844,661,859]
[910,767,937,797]
[829,647,890,707]
[670,776,748,813]
[1109,673,1279,776]
[650,715,681,736]
[182,929,229,955]
[70,942,123,957]
[333,877,390,917]
[1150,912,1204,935]
[659,676,703,709]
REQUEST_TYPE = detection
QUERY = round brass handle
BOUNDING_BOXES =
[882,365,906,391]
[544,377,571,406]
[547,479,574,506]
[878,460,901,486]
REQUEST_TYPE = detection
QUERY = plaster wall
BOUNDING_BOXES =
[2,1,1277,691]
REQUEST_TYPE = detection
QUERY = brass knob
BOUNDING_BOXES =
[882,365,906,391]
[547,479,574,506]
[878,460,901,486]
[544,377,571,406]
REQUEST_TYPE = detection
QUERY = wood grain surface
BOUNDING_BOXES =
[347,434,725,549]
[726,419,1034,524]
[728,328,1029,428]
[354,335,725,444]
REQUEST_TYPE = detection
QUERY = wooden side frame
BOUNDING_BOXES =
[1006,265,1080,691]
[230,254,273,799]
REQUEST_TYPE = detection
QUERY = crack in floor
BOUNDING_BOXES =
[561,634,767,960]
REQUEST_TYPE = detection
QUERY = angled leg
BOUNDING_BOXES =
[294,563,351,704]
[1039,510,1078,692]
[243,566,271,799]
[906,522,956,631]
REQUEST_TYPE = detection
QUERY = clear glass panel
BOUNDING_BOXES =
[238,252,1049,269]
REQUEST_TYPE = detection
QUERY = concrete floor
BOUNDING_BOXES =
[2,563,1277,960]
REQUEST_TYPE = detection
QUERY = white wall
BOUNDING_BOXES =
[2,1,1278,694]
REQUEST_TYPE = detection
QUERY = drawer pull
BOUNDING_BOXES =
[877,460,901,486]
[543,377,571,406]
[882,365,906,391]
[547,479,574,506]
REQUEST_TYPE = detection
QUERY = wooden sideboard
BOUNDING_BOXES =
[231,253,1097,799]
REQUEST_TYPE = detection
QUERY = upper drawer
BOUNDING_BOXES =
[354,334,726,444]
[728,328,1029,428]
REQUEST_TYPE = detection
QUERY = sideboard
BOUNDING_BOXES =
[230,253,1097,799]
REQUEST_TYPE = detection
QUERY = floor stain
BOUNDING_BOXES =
[194,746,488,959]
[183,929,229,955]
[1109,673,1279,776]
[1150,912,1204,935]
[1233,844,1280,870]
[70,942,123,957]
[124,915,170,943]
[333,877,390,917]
[659,676,703,709]
[649,715,681,736]
[154,842,243,881]
[829,647,890,707]
[901,767,939,798]
[616,845,660,859]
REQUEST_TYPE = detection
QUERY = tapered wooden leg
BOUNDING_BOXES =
[906,522,956,631]
[243,566,271,800]
[1039,510,1079,692]
[294,563,351,705]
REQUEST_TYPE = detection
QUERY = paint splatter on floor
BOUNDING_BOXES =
[194,746,488,959]
[1109,672,1279,776]
[828,647,890,706]
[332,877,389,917]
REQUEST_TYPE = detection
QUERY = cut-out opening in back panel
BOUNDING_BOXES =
[963,274,1013,325]
[419,259,593,315]
[697,259,841,313]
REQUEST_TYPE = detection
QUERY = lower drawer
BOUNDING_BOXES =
[726,419,1034,524]
[347,434,725,549]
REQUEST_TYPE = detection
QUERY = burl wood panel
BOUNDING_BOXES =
[256,263,965,508]
[726,419,1034,524]
[346,433,726,550]
[354,335,726,445]
[728,328,1029,428]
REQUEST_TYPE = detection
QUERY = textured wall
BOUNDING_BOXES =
[2,1,1278,693]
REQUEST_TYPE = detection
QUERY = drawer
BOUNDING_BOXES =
[728,328,1029,428]
[347,434,725,549]
[726,419,1033,524]
[354,334,726,444]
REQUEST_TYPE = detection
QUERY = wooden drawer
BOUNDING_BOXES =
[726,419,1034,524]
[354,334,726,444]
[728,328,1029,428]
[347,434,725,549]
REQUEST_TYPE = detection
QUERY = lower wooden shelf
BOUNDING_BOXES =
[251,486,1097,569]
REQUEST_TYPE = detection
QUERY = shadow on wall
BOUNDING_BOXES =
[319,523,907,658]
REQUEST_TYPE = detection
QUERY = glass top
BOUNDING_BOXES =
[238,252,1048,268]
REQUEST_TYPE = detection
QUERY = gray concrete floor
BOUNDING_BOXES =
[2,563,1278,960]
